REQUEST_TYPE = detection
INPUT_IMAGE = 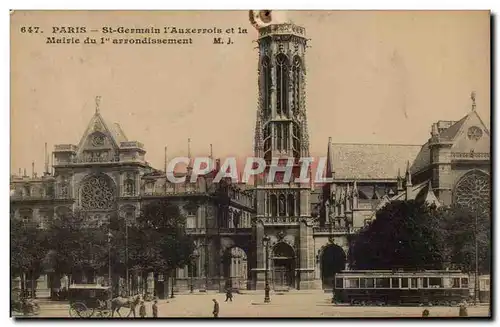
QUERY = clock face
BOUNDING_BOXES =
[92,134,105,146]
[467,126,483,141]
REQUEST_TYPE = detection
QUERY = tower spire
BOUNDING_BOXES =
[405,160,412,187]
[164,146,168,173]
[95,95,101,114]
[31,161,35,178]
[44,142,49,175]
[187,138,192,171]
[326,137,334,178]
[471,91,476,111]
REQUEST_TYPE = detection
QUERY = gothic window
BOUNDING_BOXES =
[124,178,135,196]
[261,56,271,118]
[279,194,286,216]
[288,194,295,216]
[276,54,289,116]
[276,124,282,151]
[292,56,302,115]
[80,174,116,210]
[454,170,490,216]
[270,194,278,217]
[296,196,301,216]
[283,123,289,151]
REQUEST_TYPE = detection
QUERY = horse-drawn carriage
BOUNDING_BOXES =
[68,284,112,318]
[68,284,141,318]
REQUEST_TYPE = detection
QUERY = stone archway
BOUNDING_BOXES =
[320,244,346,289]
[271,242,296,290]
[222,246,249,290]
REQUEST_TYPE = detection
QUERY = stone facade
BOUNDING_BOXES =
[10,22,491,297]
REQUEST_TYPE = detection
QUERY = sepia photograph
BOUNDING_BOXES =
[9,9,491,318]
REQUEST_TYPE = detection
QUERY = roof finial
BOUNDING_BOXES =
[95,96,102,113]
[188,138,191,159]
[471,91,476,111]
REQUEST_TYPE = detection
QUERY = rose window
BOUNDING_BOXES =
[80,175,116,210]
[454,171,490,216]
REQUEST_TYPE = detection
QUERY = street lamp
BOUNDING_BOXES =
[474,203,480,305]
[107,231,113,301]
[170,272,175,299]
[262,235,271,303]
[190,248,200,294]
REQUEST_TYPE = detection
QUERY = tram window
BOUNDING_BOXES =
[429,277,443,288]
[361,278,374,288]
[423,278,428,288]
[346,278,360,288]
[376,278,390,288]
[335,278,343,289]
[461,278,469,288]
[410,278,418,289]
[401,278,409,288]
[452,278,460,288]
[391,278,399,288]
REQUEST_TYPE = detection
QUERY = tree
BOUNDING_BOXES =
[349,200,446,270]
[11,218,48,297]
[44,210,108,285]
[436,205,490,274]
[132,200,195,288]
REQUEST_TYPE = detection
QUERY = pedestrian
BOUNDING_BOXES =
[459,303,468,317]
[212,299,219,318]
[152,299,158,318]
[139,301,147,318]
[225,288,233,302]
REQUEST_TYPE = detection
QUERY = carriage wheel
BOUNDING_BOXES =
[71,302,93,318]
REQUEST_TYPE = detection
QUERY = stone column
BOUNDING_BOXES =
[298,219,315,289]
[251,219,266,290]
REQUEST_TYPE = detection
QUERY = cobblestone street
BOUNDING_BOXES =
[23,292,490,318]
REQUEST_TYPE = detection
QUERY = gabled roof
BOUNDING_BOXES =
[331,143,422,180]
[76,111,128,154]
[410,142,431,174]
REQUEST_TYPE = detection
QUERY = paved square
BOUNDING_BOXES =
[31,292,490,318]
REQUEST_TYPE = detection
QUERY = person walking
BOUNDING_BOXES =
[152,299,158,318]
[139,301,147,318]
[459,303,468,317]
[212,299,219,318]
[225,288,233,302]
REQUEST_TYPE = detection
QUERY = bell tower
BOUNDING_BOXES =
[254,23,310,164]
[251,14,315,290]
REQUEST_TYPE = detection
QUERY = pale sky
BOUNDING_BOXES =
[10,10,490,174]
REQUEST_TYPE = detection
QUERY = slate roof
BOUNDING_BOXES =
[331,143,422,180]
[410,142,431,174]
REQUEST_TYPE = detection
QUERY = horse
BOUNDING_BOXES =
[110,295,141,317]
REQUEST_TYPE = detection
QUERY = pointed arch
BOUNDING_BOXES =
[270,194,278,217]
[292,56,302,116]
[275,53,289,116]
[261,56,272,118]
[288,193,295,216]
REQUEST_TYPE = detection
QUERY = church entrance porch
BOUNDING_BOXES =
[271,242,296,291]
[320,244,347,290]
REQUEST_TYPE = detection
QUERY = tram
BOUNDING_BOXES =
[333,270,470,306]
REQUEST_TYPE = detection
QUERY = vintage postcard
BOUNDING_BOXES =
[10,10,491,318]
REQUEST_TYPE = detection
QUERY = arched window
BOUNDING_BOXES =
[270,194,278,217]
[80,174,116,210]
[276,54,289,116]
[261,56,271,118]
[292,56,302,115]
[454,170,490,216]
[276,124,282,151]
[288,194,295,216]
[279,194,286,216]
[283,123,289,151]
[296,196,301,216]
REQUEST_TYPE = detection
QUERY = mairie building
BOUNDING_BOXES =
[10,22,490,298]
